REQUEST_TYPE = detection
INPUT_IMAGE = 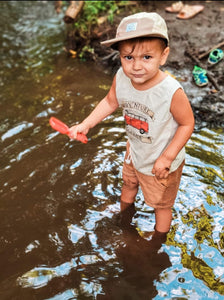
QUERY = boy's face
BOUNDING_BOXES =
[119,39,169,89]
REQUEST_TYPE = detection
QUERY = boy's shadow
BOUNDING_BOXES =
[98,204,171,300]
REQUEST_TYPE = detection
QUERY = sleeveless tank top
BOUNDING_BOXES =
[116,67,185,175]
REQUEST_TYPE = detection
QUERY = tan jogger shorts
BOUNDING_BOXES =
[122,144,184,209]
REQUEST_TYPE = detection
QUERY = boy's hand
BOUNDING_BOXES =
[68,123,89,140]
[152,156,172,179]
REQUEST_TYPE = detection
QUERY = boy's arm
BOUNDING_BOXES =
[152,88,195,179]
[69,76,119,139]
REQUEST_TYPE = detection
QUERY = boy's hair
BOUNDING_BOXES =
[117,37,168,52]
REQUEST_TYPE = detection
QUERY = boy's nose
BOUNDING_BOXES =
[133,59,142,70]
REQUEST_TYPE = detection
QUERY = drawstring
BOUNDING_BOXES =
[125,153,131,164]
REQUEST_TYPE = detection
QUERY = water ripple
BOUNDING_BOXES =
[1,122,33,141]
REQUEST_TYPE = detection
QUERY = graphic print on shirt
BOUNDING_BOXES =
[121,101,154,144]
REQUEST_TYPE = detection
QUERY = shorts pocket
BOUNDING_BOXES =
[153,176,168,191]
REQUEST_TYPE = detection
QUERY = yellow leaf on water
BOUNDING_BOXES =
[69,50,77,58]
[99,84,110,91]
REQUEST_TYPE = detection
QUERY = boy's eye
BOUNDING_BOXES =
[124,55,133,60]
[144,55,151,60]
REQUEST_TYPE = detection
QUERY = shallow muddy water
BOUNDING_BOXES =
[0,2,224,299]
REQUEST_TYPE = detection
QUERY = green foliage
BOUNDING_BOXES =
[67,1,125,59]
[74,1,119,37]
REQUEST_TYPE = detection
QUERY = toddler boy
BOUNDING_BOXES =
[69,12,195,240]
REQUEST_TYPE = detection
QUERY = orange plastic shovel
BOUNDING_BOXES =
[49,117,88,144]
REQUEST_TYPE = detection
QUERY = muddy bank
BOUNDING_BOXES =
[90,1,224,127]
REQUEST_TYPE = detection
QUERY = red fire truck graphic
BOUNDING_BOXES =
[124,111,148,134]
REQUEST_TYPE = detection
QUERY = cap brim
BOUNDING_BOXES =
[101,33,169,48]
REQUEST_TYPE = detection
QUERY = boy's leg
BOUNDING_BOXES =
[121,141,139,211]
[120,201,136,227]
[120,174,139,210]
[154,208,172,233]
[135,161,185,235]
[120,174,139,226]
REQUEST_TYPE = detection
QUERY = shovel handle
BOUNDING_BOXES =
[49,117,88,144]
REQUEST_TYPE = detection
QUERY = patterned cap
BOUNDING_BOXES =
[101,12,169,48]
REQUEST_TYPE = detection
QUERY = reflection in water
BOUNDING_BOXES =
[0,1,224,300]
[97,204,171,300]
[17,203,171,299]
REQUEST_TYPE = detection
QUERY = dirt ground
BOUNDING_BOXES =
[96,1,224,127]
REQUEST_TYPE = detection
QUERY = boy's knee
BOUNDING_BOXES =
[121,175,139,203]
[122,175,139,190]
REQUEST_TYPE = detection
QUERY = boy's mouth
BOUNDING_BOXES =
[132,74,144,78]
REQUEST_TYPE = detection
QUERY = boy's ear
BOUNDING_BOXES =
[161,47,170,66]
